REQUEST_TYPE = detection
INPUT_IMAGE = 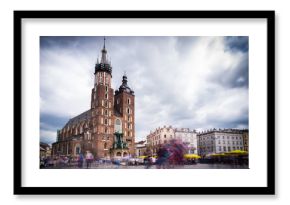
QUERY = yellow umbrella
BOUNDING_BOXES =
[138,155,147,159]
[225,150,248,155]
[184,154,201,159]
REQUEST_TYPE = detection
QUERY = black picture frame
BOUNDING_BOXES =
[14,10,275,195]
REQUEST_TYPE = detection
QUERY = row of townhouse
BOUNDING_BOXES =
[136,126,248,157]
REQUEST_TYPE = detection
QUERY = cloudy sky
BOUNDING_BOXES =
[40,36,248,144]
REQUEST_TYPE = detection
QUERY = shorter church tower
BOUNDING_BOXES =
[113,74,135,157]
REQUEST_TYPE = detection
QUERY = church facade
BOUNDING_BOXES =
[51,39,135,159]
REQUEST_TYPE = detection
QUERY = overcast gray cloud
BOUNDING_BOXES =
[40,36,248,144]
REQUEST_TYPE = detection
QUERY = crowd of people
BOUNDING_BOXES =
[40,140,196,169]
[40,151,96,169]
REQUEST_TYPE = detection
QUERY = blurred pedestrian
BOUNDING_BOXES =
[85,151,94,168]
[77,153,84,168]
[144,156,153,169]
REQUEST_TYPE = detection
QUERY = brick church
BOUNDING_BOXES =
[52,39,135,159]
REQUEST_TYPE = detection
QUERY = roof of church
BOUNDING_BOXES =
[64,109,91,127]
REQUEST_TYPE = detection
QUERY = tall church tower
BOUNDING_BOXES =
[90,38,114,158]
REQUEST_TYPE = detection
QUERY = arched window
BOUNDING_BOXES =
[127,98,130,104]
[75,144,81,155]
[115,119,122,133]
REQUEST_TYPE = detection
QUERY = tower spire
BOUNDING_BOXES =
[103,37,106,49]
[101,37,107,64]
[94,37,112,76]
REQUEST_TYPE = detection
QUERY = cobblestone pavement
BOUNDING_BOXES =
[44,162,248,169]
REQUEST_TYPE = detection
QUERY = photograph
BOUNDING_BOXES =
[40,36,249,169]
[14,10,274,195]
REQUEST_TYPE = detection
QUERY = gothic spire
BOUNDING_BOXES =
[94,37,112,76]
[103,37,106,50]
[101,37,107,63]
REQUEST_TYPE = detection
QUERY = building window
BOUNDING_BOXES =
[164,135,166,138]
[117,98,120,104]
[105,86,108,92]
[105,101,108,108]
[105,109,108,116]
[127,108,130,114]
[104,142,107,149]
[127,98,130,104]
[75,146,81,154]
[105,93,108,99]
[104,119,108,125]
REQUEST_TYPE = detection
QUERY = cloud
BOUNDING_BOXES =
[40,36,248,143]
[40,129,57,144]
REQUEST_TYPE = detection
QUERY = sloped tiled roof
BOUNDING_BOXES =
[64,109,91,128]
